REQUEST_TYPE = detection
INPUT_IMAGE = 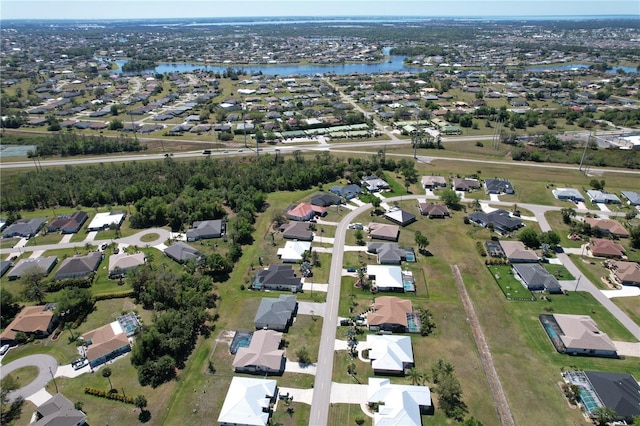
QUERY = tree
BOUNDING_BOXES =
[56,287,94,325]
[102,367,113,390]
[21,267,47,303]
[437,371,467,421]
[461,417,484,426]
[407,368,424,385]
[518,228,540,249]
[1,376,24,425]
[561,207,576,224]
[354,229,364,245]
[1,288,21,328]
[440,189,461,210]
[134,394,148,413]
[108,119,124,130]
[414,231,429,252]
[630,225,640,249]
[589,179,605,191]
[295,346,311,364]
[417,307,435,336]
[592,406,616,426]
[539,230,561,247]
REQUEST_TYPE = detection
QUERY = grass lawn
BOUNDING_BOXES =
[568,254,613,290]
[542,263,575,281]
[611,296,640,328]
[328,403,372,426]
[3,366,39,388]
[488,264,536,300]
[25,232,63,247]
[0,238,21,249]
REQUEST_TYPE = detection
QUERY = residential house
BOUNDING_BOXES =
[453,177,480,191]
[0,260,12,277]
[365,334,414,375]
[361,175,390,192]
[251,264,303,292]
[608,260,640,286]
[280,222,313,241]
[367,378,431,426]
[586,190,621,204]
[186,219,225,241]
[7,256,58,281]
[575,371,640,422]
[0,305,58,345]
[367,223,400,242]
[590,238,625,258]
[512,263,562,293]
[47,211,89,234]
[233,329,285,374]
[81,321,132,368]
[54,252,102,281]
[217,377,277,426]
[552,188,585,202]
[31,393,87,426]
[384,208,416,227]
[484,178,515,194]
[366,264,405,292]
[164,242,203,264]
[367,296,415,332]
[367,242,413,265]
[286,203,326,221]
[548,314,618,357]
[417,202,449,218]
[254,295,298,331]
[277,241,311,263]
[421,175,447,189]
[499,241,539,263]
[329,183,362,199]
[108,252,145,278]
[584,218,630,238]
[621,190,640,206]
[310,193,342,207]
[2,218,45,238]
[469,210,524,233]
[86,211,126,231]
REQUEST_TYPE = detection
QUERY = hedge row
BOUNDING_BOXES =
[46,277,93,292]
[84,387,135,404]
[94,290,135,301]
[485,258,510,266]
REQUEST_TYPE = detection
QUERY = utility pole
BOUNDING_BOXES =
[49,367,58,393]
[578,132,591,172]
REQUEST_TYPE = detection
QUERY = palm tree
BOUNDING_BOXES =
[102,367,113,390]
[407,367,423,385]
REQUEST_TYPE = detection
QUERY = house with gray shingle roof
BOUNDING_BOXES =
[254,295,297,331]
[484,178,515,194]
[2,218,45,238]
[54,252,103,281]
[32,393,86,426]
[186,219,225,242]
[367,242,413,265]
[586,190,621,204]
[512,263,562,293]
[621,191,640,206]
[251,265,303,293]
[8,256,58,281]
[164,242,203,264]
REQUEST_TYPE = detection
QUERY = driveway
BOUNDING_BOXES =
[297,301,326,317]
[0,354,58,402]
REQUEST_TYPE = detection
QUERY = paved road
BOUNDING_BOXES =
[309,203,370,426]
[0,228,170,257]
[0,354,58,401]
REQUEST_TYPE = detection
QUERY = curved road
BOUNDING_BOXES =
[0,354,58,401]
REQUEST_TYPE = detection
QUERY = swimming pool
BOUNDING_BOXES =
[230,331,253,354]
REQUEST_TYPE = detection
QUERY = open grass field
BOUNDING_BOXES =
[542,263,575,281]
[488,264,536,300]
[611,296,640,328]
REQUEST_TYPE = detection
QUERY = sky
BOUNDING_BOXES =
[1,0,638,20]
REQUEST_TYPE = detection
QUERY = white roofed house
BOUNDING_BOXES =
[365,334,414,375]
[218,377,277,426]
[108,252,145,278]
[367,378,431,426]
[87,211,126,231]
[277,241,311,263]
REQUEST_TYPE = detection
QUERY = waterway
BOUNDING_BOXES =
[107,57,636,77]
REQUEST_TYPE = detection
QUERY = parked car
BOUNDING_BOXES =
[0,344,10,355]
[72,358,88,370]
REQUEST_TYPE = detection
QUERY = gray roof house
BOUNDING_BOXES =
[280,221,314,241]
[186,219,225,242]
[54,252,103,281]
[254,295,298,331]
[108,252,145,278]
[552,188,585,202]
[484,178,515,194]
[7,256,58,281]
[329,184,362,199]
[310,193,342,207]
[469,210,524,233]
[384,208,417,227]
[251,265,303,292]
[2,218,45,238]
[46,211,89,234]
[0,260,12,277]
[621,191,640,206]
[586,190,621,204]
[512,263,562,293]
[367,242,413,265]
[582,371,640,422]
[32,393,87,426]
[232,329,286,375]
[164,242,203,264]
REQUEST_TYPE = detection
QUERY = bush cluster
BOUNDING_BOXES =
[94,290,135,301]
[84,387,135,404]
[484,258,510,265]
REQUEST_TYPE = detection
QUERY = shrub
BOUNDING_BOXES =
[84,387,135,404]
